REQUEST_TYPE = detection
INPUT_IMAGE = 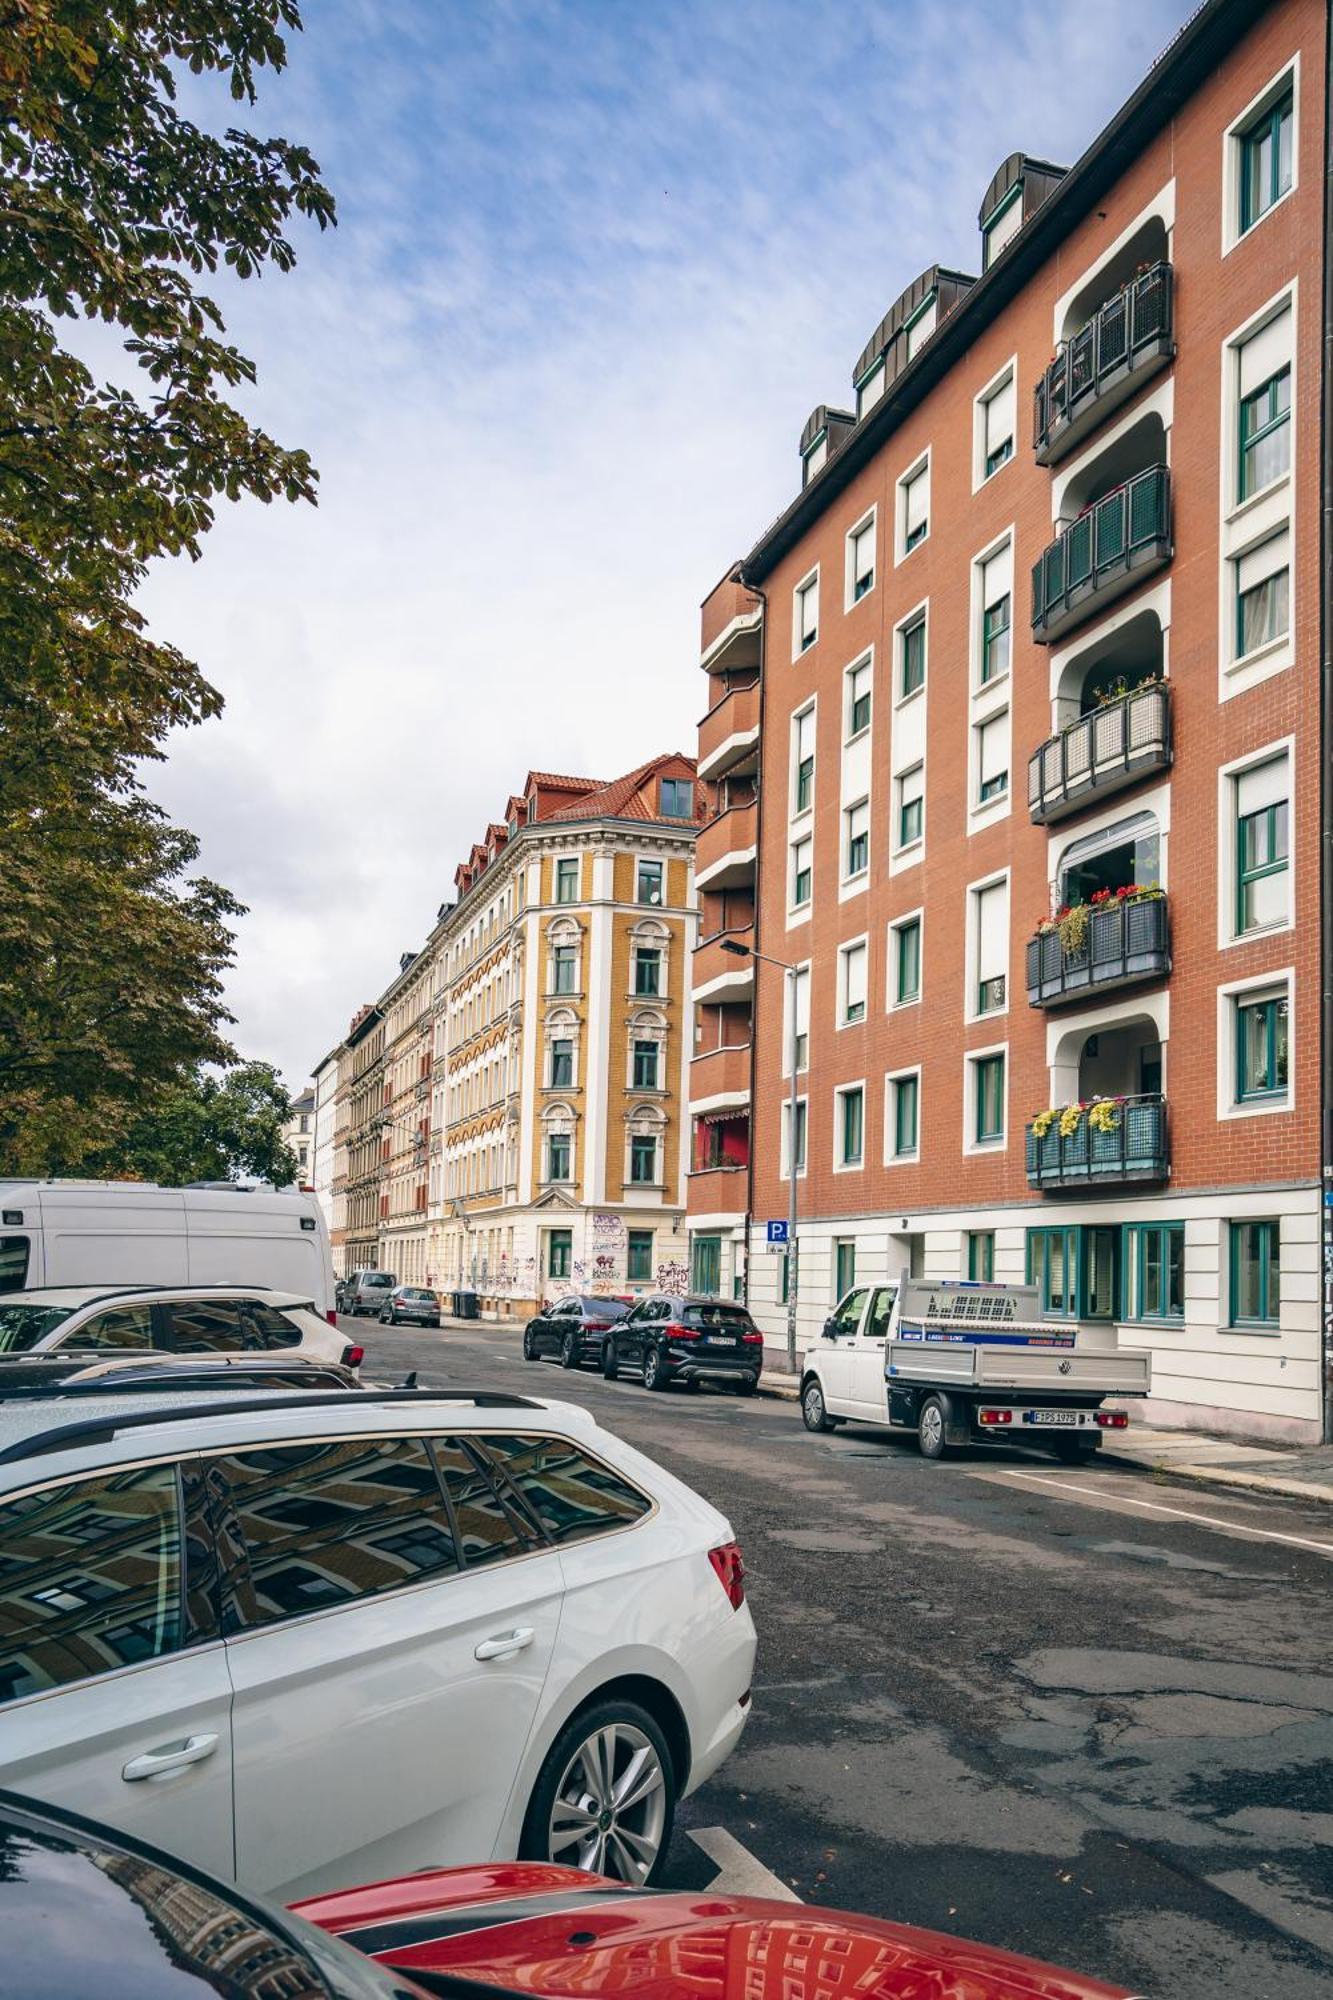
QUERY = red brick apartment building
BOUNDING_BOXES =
[687,0,1332,1442]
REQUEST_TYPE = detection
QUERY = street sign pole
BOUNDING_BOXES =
[785,963,799,1376]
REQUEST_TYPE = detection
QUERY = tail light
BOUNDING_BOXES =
[708,1540,746,1610]
[326,1309,338,1327]
[978,1408,1013,1426]
[742,1331,763,1345]
[584,1321,610,1333]
[1096,1409,1129,1429]
[341,1344,365,1369]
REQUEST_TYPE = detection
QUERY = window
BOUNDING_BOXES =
[840,940,867,1024]
[630,1134,658,1184]
[967,1230,995,1282]
[973,878,1008,1016]
[1239,366,1291,499]
[1027,1227,1078,1316]
[1239,86,1293,234]
[480,1435,650,1545]
[1124,1222,1184,1321]
[857,355,885,416]
[547,1229,572,1279]
[1235,762,1289,934]
[980,555,1012,685]
[803,432,827,482]
[552,945,577,994]
[555,858,579,904]
[896,766,924,851]
[783,1097,808,1176]
[167,1300,244,1354]
[977,711,1009,805]
[844,800,869,879]
[65,1304,153,1352]
[632,1040,660,1090]
[1235,531,1289,656]
[242,1302,302,1349]
[983,186,1022,267]
[547,1132,572,1182]
[849,517,876,601]
[890,1073,919,1158]
[0,1464,183,1702]
[837,1085,864,1167]
[636,859,664,907]
[904,296,937,358]
[847,659,872,738]
[786,964,810,1072]
[796,573,819,653]
[432,1438,540,1570]
[627,1230,653,1283]
[793,707,815,813]
[834,1239,857,1298]
[659,778,694,819]
[1236,990,1288,1101]
[217,1437,461,1632]
[899,612,926,700]
[633,948,661,997]
[791,836,813,909]
[980,370,1015,477]
[901,461,929,553]
[893,916,921,1004]
[1230,1218,1280,1325]
[691,1234,721,1295]
[973,1052,1005,1143]
[550,1037,574,1087]
[0,1237,29,1290]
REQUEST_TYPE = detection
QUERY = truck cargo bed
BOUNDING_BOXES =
[887,1338,1150,1395]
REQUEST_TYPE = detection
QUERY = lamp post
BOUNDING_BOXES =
[719,938,800,1373]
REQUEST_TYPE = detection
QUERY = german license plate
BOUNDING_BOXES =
[702,1334,734,1347]
[1025,1409,1078,1426]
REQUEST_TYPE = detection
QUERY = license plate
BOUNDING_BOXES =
[1025,1409,1079,1427]
[702,1335,735,1347]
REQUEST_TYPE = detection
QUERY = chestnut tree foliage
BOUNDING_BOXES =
[0,1,334,1171]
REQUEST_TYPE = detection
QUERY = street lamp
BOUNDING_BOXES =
[719,937,801,1374]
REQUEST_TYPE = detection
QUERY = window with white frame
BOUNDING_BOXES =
[1228,68,1296,246]
[846,658,872,740]
[835,1083,865,1168]
[890,912,922,1006]
[848,515,876,603]
[904,296,937,359]
[899,458,930,556]
[555,857,579,903]
[784,963,811,1074]
[897,606,926,701]
[1230,751,1291,938]
[887,1069,920,1160]
[977,368,1016,481]
[895,765,924,853]
[857,355,885,417]
[976,710,1009,807]
[781,1096,808,1178]
[968,1048,1006,1147]
[792,704,815,815]
[844,799,869,880]
[1226,978,1291,1112]
[551,943,579,994]
[1236,304,1292,503]
[802,431,827,483]
[983,186,1022,267]
[839,939,867,1025]
[791,835,813,911]
[795,571,819,654]
[1233,529,1290,660]
[971,877,1009,1017]
[636,858,664,906]
[977,541,1013,686]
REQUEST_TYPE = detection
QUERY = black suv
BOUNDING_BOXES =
[523,1293,632,1369]
[602,1294,764,1393]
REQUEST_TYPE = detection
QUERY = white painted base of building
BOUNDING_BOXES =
[427,1202,690,1317]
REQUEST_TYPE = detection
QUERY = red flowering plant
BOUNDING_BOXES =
[1035,882,1163,955]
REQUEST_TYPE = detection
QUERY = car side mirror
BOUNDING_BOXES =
[821,1319,838,1340]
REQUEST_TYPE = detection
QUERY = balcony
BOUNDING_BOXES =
[1026,1093,1168,1190]
[1026,894,1170,1008]
[1031,466,1172,644]
[687,1162,750,1219]
[692,927,755,1004]
[698,679,760,783]
[1034,264,1175,465]
[695,799,758,893]
[689,1041,752,1114]
[1029,678,1171,824]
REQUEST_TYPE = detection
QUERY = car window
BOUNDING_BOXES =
[0,1239,29,1293]
[482,1434,651,1546]
[865,1287,897,1341]
[432,1438,542,1567]
[168,1300,247,1354]
[0,1464,182,1702]
[0,1304,75,1353]
[215,1436,459,1633]
[363,1274,393,1289]
[240,1301,302,1349]
[60,1304,154,1353]
[829,1288,869,1337]
[680,1304,753,1332]
[404,1289,434,1302]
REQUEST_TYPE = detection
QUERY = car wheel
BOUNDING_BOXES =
[522,1326,540,1362]
[600,1339,619,1381]
[918,1394,949,1461]
[378,1310,390,1324]
[560,1329,580,1370]
[801,1377,835,1432]
[642,1344,670,1392]
[1053,1434,1098,1464]
[520,1698,675,1886]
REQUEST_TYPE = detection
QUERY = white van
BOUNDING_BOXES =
[0,1181,336,1319]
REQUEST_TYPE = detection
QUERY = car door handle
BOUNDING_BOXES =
[122,1733,220,1783]
[474,1627,535,1662]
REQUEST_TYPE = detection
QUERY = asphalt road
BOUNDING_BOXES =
[349,1313,1333,1999]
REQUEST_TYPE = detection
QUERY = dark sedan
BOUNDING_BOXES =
[602,1294,764,1393]
[522,1292,632,1369]
[377,1285,441,1327]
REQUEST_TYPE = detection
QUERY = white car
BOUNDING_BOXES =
[0,1285,355,1369]
[0,1379,755,1900]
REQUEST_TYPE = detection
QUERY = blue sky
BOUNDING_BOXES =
[139,0,1192,1084]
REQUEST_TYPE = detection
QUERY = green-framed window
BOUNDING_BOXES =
[834,1238,856,1298]
[552,946,577,994]
[549,1038,574,1088]
[1230,1218,1280,1326]
[981,594,1011,685]
[795,753,814,813]
[555,858,579,903]
[796,576,819,651]
[1239,88,1293,234]
[633,948,661,996]
[1236,797,1288,934]
[636,859,664,906]
[1123,1222,1184,1321]
[632,1040,659,1089]
[1236,992,1288,1102]
[627,1229,654,1283]
[973,1052,1005,1143]
[891,1074,919,1157]
[785,1098,807,1175]
[547,1228,572,1279]
[850,519,875,601]
[1236,549,1288,658]
[898,770,923,850]
[900,615,926,699]
[792,838,812,907]
[660,777,695,819]
[845,802,869,878]
[848,662,872,738]
[546,1133,571,1182]
[967,1231,995,1282]
[1239,366,1290,499]
[1026,1226,1120,1318]
[895,918,921,1004]
[838,1086,864,1167]
[1027,1227,1078,1316]
[629,1134,658,1184]
[691,1234,721,1296]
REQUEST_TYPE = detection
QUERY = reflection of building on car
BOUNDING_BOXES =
[0,1285,357,1370]
[0,1380,754,1897]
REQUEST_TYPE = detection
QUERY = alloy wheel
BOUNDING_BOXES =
[546,1722,667,1883]
[920,1400,945,1456]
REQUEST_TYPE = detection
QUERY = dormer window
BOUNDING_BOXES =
[659,777,694,819]
[856,356,885,418]
[983,184,1023,267]
[802,430,827,484]
[904,295,937,360]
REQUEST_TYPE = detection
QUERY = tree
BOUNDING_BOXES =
[86,1060,299,1187]
[0,2,334,1168]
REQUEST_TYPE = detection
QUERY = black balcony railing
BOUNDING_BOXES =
[1026,894,1170,1008]
[1034,263,1174,464]
[1031,466,1172,643]
[1028,680,1172,824]
[1026,1093,1168,1189]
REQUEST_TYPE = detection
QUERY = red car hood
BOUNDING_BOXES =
[295,1862,1133,2000]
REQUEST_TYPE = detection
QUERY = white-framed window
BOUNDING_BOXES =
[889,909,923,1008]
[791,702,816,817]
[974,709,1010,812]
[794,568,820,656]
[1219,742,1293,945]
[975,539,1013,688]
[964,1044,1008,1153]
[967,874,1009,1021]
[802,430,828,484]
[554,856,579,904]
[1234,301,1293,507]
[904,295,937,359]
[783,962,811,1076]
[1232,529,1290,663]
[1219,284,1296,698]
[974,361,1016,487]
[856,354,885,418]
[780,1095,808,1180]
[885,1066,921,1162]
[894,764,924,856]
[838,937,868,1026]
[1217,970,1293,1120]
[790,834,813,914]
[896,601,928,704]
[847,512,876,605]
[896,453,930,561]
[983,185,1023,268]
[834,1082,866,1171]
[1223,59,1298,255]
[843,799,870,882]
[636,857,664,907]
[845,656,872,741]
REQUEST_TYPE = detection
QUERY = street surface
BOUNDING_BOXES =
[351,1315,1333,1999]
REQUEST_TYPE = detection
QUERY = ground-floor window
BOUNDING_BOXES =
[627,1229,654,1283]
[547,1229,572,1280]
[834,1238,856,1300]
[691,1234,721,1296]
[1027,1225,1118,1319]
[1123,1223,1184,1321]
[966,1230,994,1282]
[1230,1218,1280,1327]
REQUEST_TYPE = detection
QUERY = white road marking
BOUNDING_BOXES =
[990,1468,1333,1558]
[688,1826,802,1902]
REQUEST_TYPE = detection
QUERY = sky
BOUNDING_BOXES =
[136,0,1193,1088]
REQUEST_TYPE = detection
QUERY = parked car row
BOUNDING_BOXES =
[525,1292,765,1395]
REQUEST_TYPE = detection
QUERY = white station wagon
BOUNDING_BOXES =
[0,1381,755,1899]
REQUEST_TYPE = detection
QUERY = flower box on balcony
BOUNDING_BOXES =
[1027,889,1170,1007]
[1026,1093,1168,1189]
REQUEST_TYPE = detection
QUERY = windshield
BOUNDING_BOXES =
[681,1304,753,1332]
[363,1273,394,1288]
[0,1306,76,1353]
[403,1288,434,1301]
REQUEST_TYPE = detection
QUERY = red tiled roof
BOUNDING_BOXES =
[525,771,605,793]
[545,752,700,826]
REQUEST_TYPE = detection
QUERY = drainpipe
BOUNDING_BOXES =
[1321,1,1333,1443]
[743,578,769,1311]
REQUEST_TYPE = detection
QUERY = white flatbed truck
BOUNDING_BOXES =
[799,1277,1151,1461]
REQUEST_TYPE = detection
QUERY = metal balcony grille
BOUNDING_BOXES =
[1034,263,1174,463]
[1031,466,1172,643]
[1025,1093,1169,1188]
[1026,895,1170,1007]
[1028,680,1172,823]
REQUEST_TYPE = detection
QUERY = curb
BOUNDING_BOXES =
[1099,1451,1333,1509]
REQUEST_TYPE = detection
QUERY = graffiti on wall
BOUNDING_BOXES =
[656,1258,688,1297]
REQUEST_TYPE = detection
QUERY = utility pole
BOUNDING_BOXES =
[721,938,801,1374]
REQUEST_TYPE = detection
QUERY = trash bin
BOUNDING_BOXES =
[457,1289,480,1321]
